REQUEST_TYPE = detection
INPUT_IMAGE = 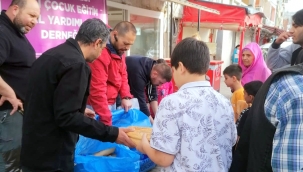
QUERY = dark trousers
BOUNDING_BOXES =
[0,109,23,172]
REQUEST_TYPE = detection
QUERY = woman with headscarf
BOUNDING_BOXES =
[239,42,271,85]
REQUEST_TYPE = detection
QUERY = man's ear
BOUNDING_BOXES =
[11,5,20,16]
[94,39,102,48]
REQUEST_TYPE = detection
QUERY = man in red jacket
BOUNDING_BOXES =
[88,21,136,125]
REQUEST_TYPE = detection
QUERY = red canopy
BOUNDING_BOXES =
[177,0,265,50]
[183,0,248,26]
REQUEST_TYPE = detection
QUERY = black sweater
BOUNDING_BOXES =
[126,56,157,116]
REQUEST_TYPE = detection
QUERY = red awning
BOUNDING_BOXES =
[183,0,248,27]
[262,25,285,36]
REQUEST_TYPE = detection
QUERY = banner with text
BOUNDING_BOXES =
[0,0,107,56]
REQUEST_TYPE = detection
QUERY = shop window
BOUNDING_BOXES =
[129,14,160,59]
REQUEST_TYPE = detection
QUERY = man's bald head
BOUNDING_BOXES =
[10,0,27,9]
[7,0,40,34]
[10,0,39,9]
[113,21,137,36]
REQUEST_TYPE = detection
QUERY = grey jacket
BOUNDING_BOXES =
[266,42,301,71]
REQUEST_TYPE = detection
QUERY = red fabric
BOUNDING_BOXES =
[183,0,247,24]
[87,48,132,125]
[244,14,262,26]
[177,0,248,45]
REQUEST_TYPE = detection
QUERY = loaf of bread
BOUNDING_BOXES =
[127,126,152,145]
[93,147,116,156]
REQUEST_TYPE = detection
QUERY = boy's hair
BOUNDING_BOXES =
[223,64,242,80]
[171,37,210,74]
[243,81,263,97]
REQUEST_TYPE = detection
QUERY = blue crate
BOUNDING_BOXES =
[139,157,156,172]
[130,149,156,172]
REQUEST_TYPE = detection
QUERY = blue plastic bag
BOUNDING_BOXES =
[74,136,140,172]
[111,109,152,127]
[110,109,156,171]
[74,109,155,172]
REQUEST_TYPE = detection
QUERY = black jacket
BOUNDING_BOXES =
[0,10,36,110]
[236,64,303,172]
[21,38,119,172]
[126,56,157,116]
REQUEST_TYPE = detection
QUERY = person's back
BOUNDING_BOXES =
[136,38,237,172]
[126,56,172,118]
[126,56,153,82]
[126,56,155,115]
[159,81,236,171]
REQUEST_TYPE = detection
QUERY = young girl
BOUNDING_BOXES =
[149,81,174,118]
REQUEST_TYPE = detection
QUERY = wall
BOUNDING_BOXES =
[216,30,235,74]
[263,1,272,19]
[182,27,218,61]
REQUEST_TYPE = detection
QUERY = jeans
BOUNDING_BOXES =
[0,109,23,172]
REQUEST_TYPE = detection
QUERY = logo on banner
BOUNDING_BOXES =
[0,0,107,56]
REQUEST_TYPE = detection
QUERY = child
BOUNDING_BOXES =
[150,81,174,118]
[236,80,263,140]
[229,80,263,172]
[223,64,246,121]
[136,38,237,171]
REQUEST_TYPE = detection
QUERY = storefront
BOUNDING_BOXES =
[0,0,108,57]
[107,1,164,59]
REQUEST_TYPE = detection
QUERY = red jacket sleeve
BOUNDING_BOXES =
[88,50,112,125]
[119,56,132,98]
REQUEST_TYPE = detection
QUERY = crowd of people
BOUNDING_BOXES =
[0,0,303,171]
[222,8,303,172]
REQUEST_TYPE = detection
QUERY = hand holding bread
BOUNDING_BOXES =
[126,126,152,145]
[115,128,136,148]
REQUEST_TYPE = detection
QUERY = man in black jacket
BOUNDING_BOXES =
[126,56,172,122]
[21,18,135,172]
[0,0,40,171]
